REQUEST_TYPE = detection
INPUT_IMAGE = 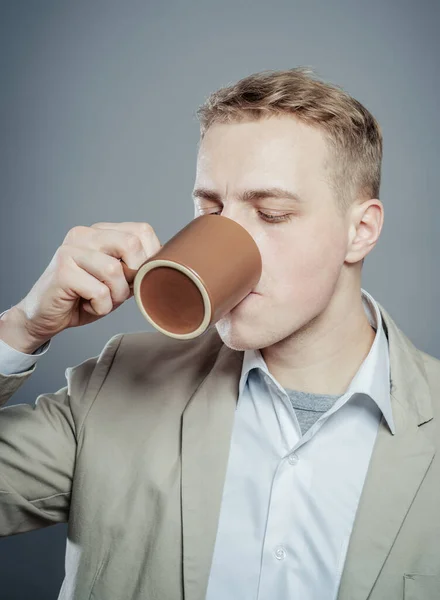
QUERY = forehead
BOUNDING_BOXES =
[195,116,330,186]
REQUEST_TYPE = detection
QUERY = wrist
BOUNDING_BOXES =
[0,306,51,354]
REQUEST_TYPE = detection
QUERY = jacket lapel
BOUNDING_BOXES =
[337,302,436,600]
[181,337,243,600]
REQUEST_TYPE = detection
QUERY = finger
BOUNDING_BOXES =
[66,226,152,277]
[60,260,114,316]
[91,224,162,281]
[69,247,132,306]
[90,222,161,260]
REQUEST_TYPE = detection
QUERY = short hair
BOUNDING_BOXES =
[195,66,383,217]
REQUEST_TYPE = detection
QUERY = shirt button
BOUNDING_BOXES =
[274,546,286,560]
[288,453,299,465]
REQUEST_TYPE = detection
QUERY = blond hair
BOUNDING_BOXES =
[195,67,383,216]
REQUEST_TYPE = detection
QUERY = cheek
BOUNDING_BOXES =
[262,220,347,296]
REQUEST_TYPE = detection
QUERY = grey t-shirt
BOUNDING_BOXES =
[284,388,342,435]
[265,324,380,435]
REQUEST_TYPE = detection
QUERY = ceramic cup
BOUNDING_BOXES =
[120,214,262,340]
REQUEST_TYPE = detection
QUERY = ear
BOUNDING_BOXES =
[344,199,384,264]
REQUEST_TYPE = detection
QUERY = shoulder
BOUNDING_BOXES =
[418,349,440,396]
[113,325,225,381]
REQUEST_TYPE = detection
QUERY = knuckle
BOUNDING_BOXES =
[103,259,120,277]
[126,233,142,252]
[65,225,88,243]
[96,285,109,299]
[90,221,110,228]
[140,222,153,235]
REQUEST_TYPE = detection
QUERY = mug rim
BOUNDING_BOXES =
[133,259,212,340]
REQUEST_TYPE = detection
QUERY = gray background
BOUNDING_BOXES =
[0,0,439,598]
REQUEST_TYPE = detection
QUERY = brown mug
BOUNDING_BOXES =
[121,215,262,340]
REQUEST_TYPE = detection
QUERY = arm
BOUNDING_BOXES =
[0,332,123,536]
[0,330,51,378]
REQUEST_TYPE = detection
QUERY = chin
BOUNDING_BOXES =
[214,319,267,352]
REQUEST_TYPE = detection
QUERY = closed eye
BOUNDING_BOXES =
[204,210,293,224]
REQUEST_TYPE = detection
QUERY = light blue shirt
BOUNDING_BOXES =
[205,287,394,600]
[0,309,51,375]
[0,288,394,600]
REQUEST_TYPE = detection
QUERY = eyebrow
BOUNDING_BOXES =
[192,187,305,204]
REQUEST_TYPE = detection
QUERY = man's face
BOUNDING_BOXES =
[192,115,351,351]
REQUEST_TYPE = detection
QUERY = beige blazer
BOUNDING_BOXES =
[1,299,439,600]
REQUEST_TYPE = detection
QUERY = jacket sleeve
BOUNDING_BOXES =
[0,332,124,536]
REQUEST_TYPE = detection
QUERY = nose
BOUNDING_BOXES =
[215,206,248,232]
[194,205,260,261]
[216,210,262,293]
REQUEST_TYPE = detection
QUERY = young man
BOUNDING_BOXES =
[1,67,439,600]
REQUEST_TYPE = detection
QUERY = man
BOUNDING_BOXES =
[1,67,439,600]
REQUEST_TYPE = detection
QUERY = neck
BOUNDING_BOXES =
[260,280,376,396]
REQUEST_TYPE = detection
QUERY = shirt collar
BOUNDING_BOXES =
[237,287,395,435]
